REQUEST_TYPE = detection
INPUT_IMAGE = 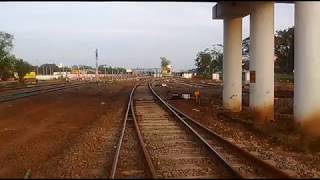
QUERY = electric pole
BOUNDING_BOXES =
[112,68,114,81]
[95,48,98,80]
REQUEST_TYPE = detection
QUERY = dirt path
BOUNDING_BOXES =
[0,81,134,178]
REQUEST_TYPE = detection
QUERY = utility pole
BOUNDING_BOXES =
[112,67,114,81]
[65,65,68,82]
[95,48,98,81]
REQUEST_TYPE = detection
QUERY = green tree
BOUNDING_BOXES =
[0,55,15,80]
[275,27,294,73]
[195,49,212,78]
[13,58,33,83]
[160,57,170,68]
[240,27,294,73]
[194,44,223,78]
[242,37,250,71]
[58,66,71,72]
[0,32,13,55]
[98,65,126,74]
[0,32,14,80]
[160,57,171,75]
[116,67,126,74]
[210,44,223,73]
[242,37,250,55]
[98,65,107,73]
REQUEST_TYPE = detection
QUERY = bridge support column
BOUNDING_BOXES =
[249,2,275,123]
[294,2,320,136]
[223,17,242,112]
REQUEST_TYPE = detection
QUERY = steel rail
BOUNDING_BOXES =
[172,77,221,87]
[131,93,157,179]
[0,84,65,98]
[165,102,292,178]
[109,82,157,179]
[148,82,243,179]
[0,82,86,103]
[109,84,137,179]
[170,79,207,88]
[0,81,66,93]
[150,81,292,179]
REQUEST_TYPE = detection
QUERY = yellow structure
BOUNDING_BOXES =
[194,90,200,104]
[23,72,36,79]
[71,69,87,75]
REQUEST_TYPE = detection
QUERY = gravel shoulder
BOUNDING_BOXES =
[153,79,320,178]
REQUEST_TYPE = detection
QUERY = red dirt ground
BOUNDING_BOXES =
[0,81,135,178]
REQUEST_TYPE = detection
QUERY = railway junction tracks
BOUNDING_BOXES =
[0,81,87,103]
[110,80,292,179]
[0,81,65,93]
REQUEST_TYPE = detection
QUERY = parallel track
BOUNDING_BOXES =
[150,81,292,179]
[109,83,156,179]
[170,79,208,88]
[111,82,241,178]
[109,79,292,179]
[0,81,66,93]
[132,82,241,178]
[0,82,86,103]
[171,77,220,88]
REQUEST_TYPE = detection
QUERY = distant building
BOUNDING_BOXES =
[126,68,133,74]
[182,72,192,79]
[132,68,160,76]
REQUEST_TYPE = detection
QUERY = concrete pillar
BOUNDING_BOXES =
[294,2,320,136]
[249,2,275,123]
[223,17,242,112]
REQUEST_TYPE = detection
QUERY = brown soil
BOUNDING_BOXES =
[0,81,135,178]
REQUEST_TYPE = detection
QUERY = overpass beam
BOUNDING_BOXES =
[249,2,275,124]
[223,17,243,112]
[294,2,320,136]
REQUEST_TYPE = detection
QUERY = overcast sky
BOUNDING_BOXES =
[0,2,294,71]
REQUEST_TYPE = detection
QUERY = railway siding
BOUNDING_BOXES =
[133,83,235,179]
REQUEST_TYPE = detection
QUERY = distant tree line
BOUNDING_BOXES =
[33,64,127,75]
[36,64,127,75]
[1,31,129,82]
[0,31,33,82]
[194,26,294,78]
[33,64,70,75]
[98,65,126,74]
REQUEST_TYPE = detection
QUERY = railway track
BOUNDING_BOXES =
[110,83,155,179]
[149,81,292,179]
[0,82,86,103]
[110,79,292,179]
[111,81,241,179]
[171,78,293,99]
[171,77,222,87]
[170,79,208,88]
[0,81,66,93]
